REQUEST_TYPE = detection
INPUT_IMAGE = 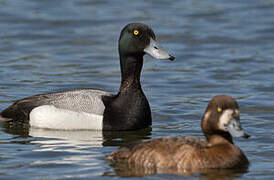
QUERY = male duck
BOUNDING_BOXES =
[106,95,250,172]
[0,23,175,130]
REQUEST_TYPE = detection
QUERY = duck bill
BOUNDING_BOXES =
[144,38,175,61]
[227,117,250,139]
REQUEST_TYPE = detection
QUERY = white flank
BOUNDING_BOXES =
[29,105,103,130]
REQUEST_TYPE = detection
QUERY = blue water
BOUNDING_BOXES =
[0,0,274,179]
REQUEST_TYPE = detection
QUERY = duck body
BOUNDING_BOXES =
[0,23,174,130]
[107,136,248,170]
[106,95,250,172]
[1,87,151,130]
[1,89,111,129]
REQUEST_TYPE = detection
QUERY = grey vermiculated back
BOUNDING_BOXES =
[43,89,112,115]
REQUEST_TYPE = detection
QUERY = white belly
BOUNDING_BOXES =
[29,105,103,130]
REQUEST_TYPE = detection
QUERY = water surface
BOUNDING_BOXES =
[0,0,274,179]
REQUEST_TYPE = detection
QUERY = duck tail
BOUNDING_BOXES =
[105,147,130,162]
[0,114,12,122]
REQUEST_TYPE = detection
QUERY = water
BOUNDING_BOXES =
[0,0,273,179]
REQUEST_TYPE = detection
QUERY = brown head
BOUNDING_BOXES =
[202,95,249,144]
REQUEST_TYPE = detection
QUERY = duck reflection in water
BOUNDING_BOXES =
[2,123,152,148]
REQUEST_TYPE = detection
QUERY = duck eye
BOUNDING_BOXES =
[133,30,139,36]
[217,107,222,113]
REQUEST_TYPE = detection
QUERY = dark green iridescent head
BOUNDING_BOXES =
[118,23,174,60]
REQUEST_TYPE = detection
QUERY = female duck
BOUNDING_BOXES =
[106,95,250,171]
[0,23,175,130]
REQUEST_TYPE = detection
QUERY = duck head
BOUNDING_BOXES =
[202,95,249,143]
[119,23,175,61]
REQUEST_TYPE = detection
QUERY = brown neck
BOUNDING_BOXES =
[202,111,234,145]
[206,133,233,145]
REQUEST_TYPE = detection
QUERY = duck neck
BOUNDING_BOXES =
[119,54,144,93]
[206,132,234,145]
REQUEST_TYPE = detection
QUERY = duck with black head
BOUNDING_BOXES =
[106,95,250,175]
[0,23,175,130]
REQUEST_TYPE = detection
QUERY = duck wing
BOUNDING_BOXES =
[106,136,207,165]
[0,89,113,122]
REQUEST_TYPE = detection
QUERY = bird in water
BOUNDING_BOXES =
[106,95,250,175]
[0,23,175,130]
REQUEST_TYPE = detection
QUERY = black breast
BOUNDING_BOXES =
[102,91,151,131]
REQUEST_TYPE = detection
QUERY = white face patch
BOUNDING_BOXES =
[218,109,234,131]
[204,111,211,121]
[235,109,239,116]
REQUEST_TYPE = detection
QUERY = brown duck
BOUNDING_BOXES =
[106,95,250,173]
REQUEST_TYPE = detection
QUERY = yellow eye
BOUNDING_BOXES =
[133,30,139,36]
[217,107,222,113]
